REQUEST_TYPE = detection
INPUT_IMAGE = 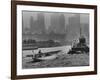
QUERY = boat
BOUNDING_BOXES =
[68,18,89,54]
[33,50,61,61]
[68,36,89,54]
[34,54,58,61]
[26,50,61,61]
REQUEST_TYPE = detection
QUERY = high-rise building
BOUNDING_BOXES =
[37,13,45,34]
[30,16,37,34]
[58,14,66,34]
[67,14,80,40]
[30,13,46,34]
[50,13,65,34]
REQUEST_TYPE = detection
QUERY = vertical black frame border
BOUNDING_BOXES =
[11,1,97,80]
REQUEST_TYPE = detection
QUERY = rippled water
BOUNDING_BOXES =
[22,45,71,57]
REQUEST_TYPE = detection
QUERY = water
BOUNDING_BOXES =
[23,45,71,58]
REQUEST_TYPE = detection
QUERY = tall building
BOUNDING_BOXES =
[50,13,65,34]
[67,14,80,41]
[50,13,58,33]
[30,13,46,34]
[58,14,66,34]
[30,16,35,33]
[37,13,45,34]
[81,23,89,44]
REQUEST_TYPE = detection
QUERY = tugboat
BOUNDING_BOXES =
[68,36,89,54]
[68,24,89,54]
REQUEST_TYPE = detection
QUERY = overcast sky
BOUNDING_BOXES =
[22,11,89,29]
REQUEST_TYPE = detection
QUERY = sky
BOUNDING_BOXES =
[22,11,89,30]
[22,11,89,42]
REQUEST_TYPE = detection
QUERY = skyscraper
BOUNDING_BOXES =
[59,14,66,34]
[50,13,65,34]
[30,13,46,34]
[37,13,45,34]
[67,14,80,40]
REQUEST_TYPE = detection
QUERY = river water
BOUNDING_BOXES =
[22,45,71,58]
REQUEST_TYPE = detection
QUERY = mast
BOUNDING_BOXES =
[80,22,82,37]
[79,14,81,38]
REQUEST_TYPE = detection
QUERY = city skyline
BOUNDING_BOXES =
[22,11,89,34]
[22,11,89,42]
